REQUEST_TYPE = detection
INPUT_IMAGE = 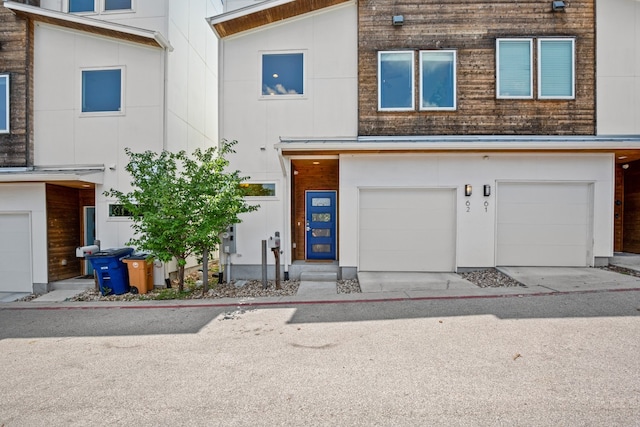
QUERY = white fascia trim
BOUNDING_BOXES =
[4,1,172,51]
[206,0,295,26]
[275,135,640,152]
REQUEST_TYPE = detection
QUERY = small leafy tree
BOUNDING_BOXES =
[105,140,258,291]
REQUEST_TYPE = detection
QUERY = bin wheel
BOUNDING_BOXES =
[130,286,139,294]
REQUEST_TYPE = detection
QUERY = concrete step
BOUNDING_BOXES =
[50,278,95,291]
[300,272,338,282]
[296,280,337,296]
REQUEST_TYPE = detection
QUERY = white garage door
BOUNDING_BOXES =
[359,188,456,272]
[496,182,592,267]
[0,213,32,293]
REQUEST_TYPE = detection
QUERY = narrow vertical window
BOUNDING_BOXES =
[538,38,575,99]
[420,50,456,110]
[496,39,533,99]
[261,53,304,96]
[378,51,414,111]
[104,0,132,11]
[0,74,8,133]
[81,68,123,113]
[69,0,95,13]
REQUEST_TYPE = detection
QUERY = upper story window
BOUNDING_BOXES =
[81,68,123,114]
[420,50,457,110]
[378,51,414,111]
[68,0,133,13]
[496,38,574,100]
[69,0,95,13]
[261,52,304,97]
[538,38,575,99]
[104,0,132,11]
[0,74,8,134]
[496,39,533,99]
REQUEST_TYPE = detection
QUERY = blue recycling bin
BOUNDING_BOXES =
[87,248,135,295]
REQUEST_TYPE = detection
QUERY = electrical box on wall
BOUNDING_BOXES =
[221,225,236,254]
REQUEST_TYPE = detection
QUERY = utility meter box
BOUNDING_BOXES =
[221,225,236,254]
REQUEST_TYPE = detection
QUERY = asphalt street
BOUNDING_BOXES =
[1,291,639,426]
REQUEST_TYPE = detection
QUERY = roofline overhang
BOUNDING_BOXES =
[0,165,105,185]
[4,1,173,51]
[275,135,640,160]
[207,0,352,39]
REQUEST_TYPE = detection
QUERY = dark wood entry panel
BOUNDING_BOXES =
[291,159,339,261]
[623,160,640,253]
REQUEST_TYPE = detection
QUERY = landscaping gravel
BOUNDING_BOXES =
[459,268,525,288]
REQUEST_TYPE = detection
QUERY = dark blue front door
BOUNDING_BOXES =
[306,191,336,260]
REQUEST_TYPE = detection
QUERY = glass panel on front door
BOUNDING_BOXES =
[306,191,336,260]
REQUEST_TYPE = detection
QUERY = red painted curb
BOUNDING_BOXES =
[2,287,640,311]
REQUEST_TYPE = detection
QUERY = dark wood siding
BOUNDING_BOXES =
[46,184,81,281]
[358,0,595,136]
[623,161,640,254]
[0,0,37,167]
[291,160,339,260]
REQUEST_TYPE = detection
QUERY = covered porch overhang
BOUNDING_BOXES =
[275,135,640,165]
[0,165,104,189]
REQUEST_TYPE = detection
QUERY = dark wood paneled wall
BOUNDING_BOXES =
[614,165,624,252]
[623,162,640,253]
[47,184,81,281]
[292,160,339,260]
[0,0,38,167]
[358,0,595,136]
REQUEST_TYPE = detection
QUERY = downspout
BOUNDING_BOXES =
[276,145,290,278]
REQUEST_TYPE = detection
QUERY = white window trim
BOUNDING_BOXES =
[0,74,8,134]
[259,50,307,100]
[378,50,415,112]
[79,66,125,117]
[496,38,534,100]
[537,38,575,100]
[241,182,279,200]
[419,50,457,111]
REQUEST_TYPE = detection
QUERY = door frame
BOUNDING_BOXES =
[305,190,337,260]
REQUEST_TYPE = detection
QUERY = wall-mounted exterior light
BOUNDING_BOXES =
[552,1,566,12]
[484,185,491,197]
[392,15,404,26]
[465,184,472,197]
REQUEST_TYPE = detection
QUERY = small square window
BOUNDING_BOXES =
[0,75,8,134]
[105,0,132,10]
[378,51,414,111]
[69,0,95,13]
[496,39,533,99]
[262,53,304,96]
[538,39,575,99]
[420,50,457,110]
[81,68,122,113]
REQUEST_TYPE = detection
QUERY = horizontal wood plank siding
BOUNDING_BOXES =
[0,0,37,167]
[46,184,81,282]
[358,0,595,136]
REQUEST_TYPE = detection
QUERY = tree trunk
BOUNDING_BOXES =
[202,248,209,295]
[177,263,185,292]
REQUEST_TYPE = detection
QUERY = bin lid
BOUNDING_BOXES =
[127,252,153,260]
[86,247,134,258]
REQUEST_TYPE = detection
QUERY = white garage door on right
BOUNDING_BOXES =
[496,182,593,267]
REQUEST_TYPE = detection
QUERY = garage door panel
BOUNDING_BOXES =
[0,213,32,292]
[498,245,588,266]
[498,224,589,246]
[359,188,456,272]
[497,183,591,267]
[498,203,589,225]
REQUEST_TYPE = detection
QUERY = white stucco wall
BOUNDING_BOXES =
[339,153,614,269]
[0,184,48,286]
[32,22,165,249]
[596,0,640,135]
[220,3,358,265]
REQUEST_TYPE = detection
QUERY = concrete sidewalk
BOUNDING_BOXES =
[3,257,640,306]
